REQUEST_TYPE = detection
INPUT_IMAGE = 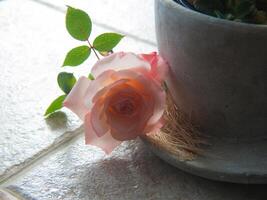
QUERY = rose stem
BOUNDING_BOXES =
[87,39,100,60]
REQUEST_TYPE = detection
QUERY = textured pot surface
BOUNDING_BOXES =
[148,0,267,183]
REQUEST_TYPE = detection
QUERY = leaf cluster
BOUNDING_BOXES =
[189,0,267,24]
[45,6,124,117]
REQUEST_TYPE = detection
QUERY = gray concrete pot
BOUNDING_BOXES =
[144,0,267,183]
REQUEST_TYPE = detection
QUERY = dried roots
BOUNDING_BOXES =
[145,92,206,161]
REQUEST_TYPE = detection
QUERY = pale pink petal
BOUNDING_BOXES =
[84,70,115,110]
[111,69,140,80]
[156,55,169,81]
[91,52,151,78]
[63,76,90,120]
[145,85,166,130]
[90,100,109,137]
[84,113,121,154]
[145,116,165,134]
[140,52,169,83]
[130,74,166,132]
[139,52,157,68]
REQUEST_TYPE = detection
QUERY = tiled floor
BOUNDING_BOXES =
[0,0,266,199]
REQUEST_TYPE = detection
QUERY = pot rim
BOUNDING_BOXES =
[160,0,267,30]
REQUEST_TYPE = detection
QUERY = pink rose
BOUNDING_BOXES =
[64,52,168,153]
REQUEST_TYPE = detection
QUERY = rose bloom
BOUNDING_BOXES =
[64,52,168,153]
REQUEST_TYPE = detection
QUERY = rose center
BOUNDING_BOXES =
[113,99,135,115]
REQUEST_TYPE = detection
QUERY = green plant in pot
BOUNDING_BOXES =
[143,0,267,184]
[186,0,267,24]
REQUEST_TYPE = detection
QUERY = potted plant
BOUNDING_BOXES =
[180,0,267,24]
[144,0,267,183]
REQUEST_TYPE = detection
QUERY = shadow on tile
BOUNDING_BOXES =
[45,111,68,130]
[78,141,267,200]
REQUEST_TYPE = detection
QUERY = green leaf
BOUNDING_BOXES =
[88,73,95,80]
[57,72,76,94]
[234,0,255,19]
[93,33,124,51]
[63,45,91,67]
[66,6,92,41]
[193,0,223,15]
[44,95,66,117]
[214,10,225,18]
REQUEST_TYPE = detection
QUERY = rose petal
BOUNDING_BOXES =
[127,74,166,133]
[139,52,157,68]
[105,90,145,140]
[87,69,146,110]
[144,85,165,132]
[104,78,155,140]
[91,52,151,78]
[144,116,165,134]
[85,69,150,110]
[63,76,90,120]
[90,99,109,137]
[84,70,115,110]
[86,78,129,110]
[108,106,152,141]
[140,52,169,83]
[156,55,169,80]
[84,113,121,154]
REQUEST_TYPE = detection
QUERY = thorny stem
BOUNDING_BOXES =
[87,39,100,60]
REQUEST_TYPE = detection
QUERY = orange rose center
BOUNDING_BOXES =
[113,98,135,115]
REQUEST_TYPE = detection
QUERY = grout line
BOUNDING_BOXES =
[28,0,157,47]
[0,189,25,200]
[0,125,84,185]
